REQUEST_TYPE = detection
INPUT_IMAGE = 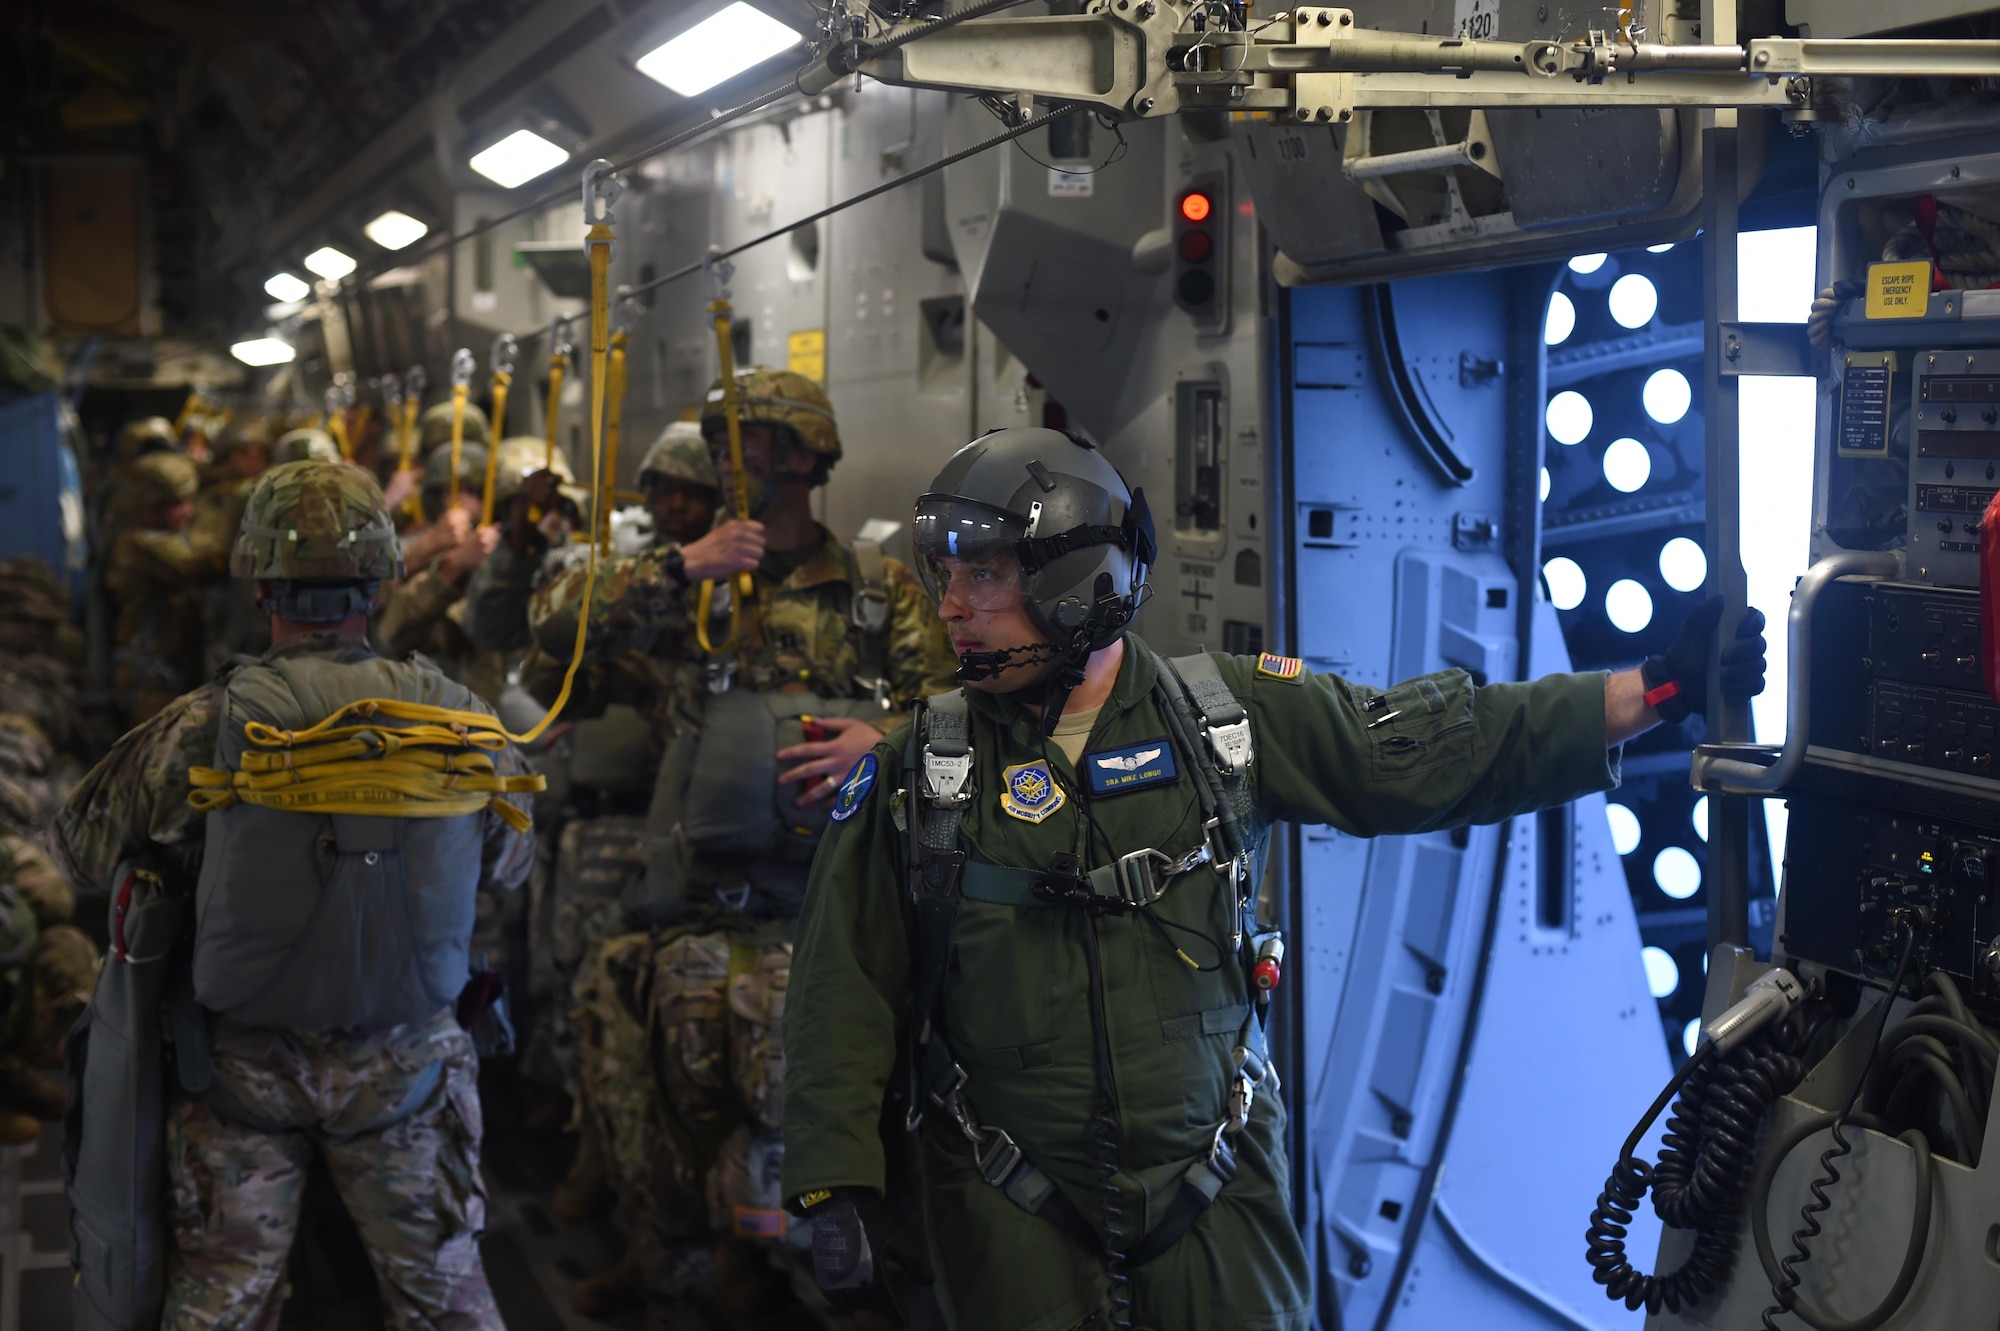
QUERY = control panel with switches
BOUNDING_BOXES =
[1908,348,2000,588]
[1781,793,2000,1016]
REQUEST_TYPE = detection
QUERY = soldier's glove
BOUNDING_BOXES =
[806,1187,876,1305]
[1643,596,1768,724]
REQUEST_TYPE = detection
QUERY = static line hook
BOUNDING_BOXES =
[491,331,518,378]
[582,158,624,227]
[405,363,428,402]
[703,246,735,305]
[379,371,403,412]
[548,315,574,362]
[450,347,476,388]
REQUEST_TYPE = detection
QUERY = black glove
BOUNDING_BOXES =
[1643,597,1767,723]
[807,1188,876,1302]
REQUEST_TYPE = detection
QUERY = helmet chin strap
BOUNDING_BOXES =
[952,638,1096,737]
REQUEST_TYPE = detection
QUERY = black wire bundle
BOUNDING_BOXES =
[1752,952,1993,1331]
[1585,1016,1814,1315]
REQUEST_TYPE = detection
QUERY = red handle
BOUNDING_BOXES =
[1252,958,1282,992]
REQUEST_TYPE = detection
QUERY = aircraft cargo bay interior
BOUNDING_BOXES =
[0,1,1998,1329]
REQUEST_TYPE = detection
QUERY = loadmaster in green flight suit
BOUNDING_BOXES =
[779,427,1769,1331]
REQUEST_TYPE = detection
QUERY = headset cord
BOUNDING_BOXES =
[1760,919,1920,1331]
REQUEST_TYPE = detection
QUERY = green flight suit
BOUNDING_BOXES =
[781,637,1620,1331]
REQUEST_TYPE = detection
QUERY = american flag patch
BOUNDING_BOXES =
[1255,653,1303,681]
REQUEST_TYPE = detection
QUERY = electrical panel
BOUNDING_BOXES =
[1907,347,2000,588]
[1787,577,2000,1012]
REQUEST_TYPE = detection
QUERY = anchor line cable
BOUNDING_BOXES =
[617,102,1081,304]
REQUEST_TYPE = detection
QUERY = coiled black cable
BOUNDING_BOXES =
[1759,921,1919,1331]
[1585,1011,1817,1315]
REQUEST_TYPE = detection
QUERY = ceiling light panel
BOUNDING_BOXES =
[636,3,802,97]
[231,337,296,367]
[264,272,311,302]
[469,129,571,189]
[364,210,429,250]
[302,247,357,280]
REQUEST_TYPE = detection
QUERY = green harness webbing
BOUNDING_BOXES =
[903,649,1268,1269]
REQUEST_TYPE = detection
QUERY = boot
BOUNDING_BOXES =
[572,1244,649,1318]
[553,1118,615,1222]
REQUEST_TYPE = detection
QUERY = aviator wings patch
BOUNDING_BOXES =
[1084,739,1179,797]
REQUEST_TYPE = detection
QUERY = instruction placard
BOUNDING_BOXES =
[1837,352,1895,456]
[1865,261,1931,320]
[788,329,825,382]
[1048,168,1094,198]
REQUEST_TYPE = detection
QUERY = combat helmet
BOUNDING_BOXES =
[488,436,585,509]
[271,428,342,465]
[233,461,403,620]
[419,399,491,456]
[113,417,176,466]
[421,440,491,514]
[698,367,840,462]
[125,451,201,511]
[636,421,718,493]
[911,427,1155,720]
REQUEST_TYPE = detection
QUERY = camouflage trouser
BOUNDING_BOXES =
[571,920,802,1251]
[522,813,646,1094]
[161,1009,500,1331]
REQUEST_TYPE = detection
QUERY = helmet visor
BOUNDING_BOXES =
[912,495,1032,610]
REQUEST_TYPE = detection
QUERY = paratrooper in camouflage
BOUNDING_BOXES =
[528,370,956,1316]
[55,459,532,1331]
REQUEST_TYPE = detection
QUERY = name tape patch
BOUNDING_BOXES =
[1255,653,1304,681]
[1084,739,1180,797]
[999,760,1066,823]
[827,752,877,824]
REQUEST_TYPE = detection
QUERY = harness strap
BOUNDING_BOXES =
[959,845,1214,910]
[846,539,894,710]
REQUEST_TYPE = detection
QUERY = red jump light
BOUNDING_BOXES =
[1179,191,1213,223]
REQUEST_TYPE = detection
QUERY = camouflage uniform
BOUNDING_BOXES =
[53,462,533,1331]
[104,451,214,726]
[192,428,275,674]
[473,434,699,1152]
[373,442,505,701]
[529,371,956,1285]
[0,833,97,1136]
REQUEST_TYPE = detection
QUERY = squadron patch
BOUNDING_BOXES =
[827,753,877,824]
[1084,738,1179,797]
[1255,653,1304,682]
[998,760,1066,823]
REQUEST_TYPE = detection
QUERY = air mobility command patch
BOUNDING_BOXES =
[1255,653,1303,682]
[828,753,877,823]
[1084,738,1179,797]
[999,760,1066,823]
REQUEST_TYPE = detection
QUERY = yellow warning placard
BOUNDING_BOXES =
[788,329,826,382]
[1865,261,1931,319]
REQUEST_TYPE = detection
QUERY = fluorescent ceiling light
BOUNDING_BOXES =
[302,246,357,280]
[469,129,570,189]
[364,209,429,250]
[636,3,802,97]
[264,272,311,302]
[231,337,296,367]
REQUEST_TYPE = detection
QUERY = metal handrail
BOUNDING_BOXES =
[1689,549,1903,793]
